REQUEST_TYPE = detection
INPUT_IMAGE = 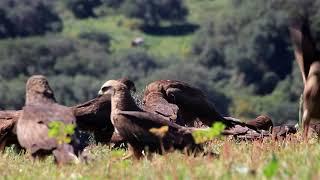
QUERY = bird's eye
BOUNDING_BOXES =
[101,86,111,92]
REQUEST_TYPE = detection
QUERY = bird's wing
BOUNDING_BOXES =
[143,94,179,120]
[289,17,319,84]
[118,110,183,130]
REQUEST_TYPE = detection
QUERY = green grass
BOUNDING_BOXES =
[63,15,194,59]
[61,0,230,59]
[1,134,320,179]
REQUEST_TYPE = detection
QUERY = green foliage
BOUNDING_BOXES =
[48,121,75,144]
[121,0,188,26]
[192,122,226,144]
[191,0,294,95]
[107,49,160,82]
[66,0,102,19]
[0,0,62,38]
[0,35,111,108]
[263,154,279,179]
[1,0,319,124]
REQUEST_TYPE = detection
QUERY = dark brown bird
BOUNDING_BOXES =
[16,75,81,165]
[143,80,259,131]
[290,17,318,84]
[302,62,320,138]
[290,17,320,139]
[71,77,135,145]
[245,115,273,131]
[98,79,200,159]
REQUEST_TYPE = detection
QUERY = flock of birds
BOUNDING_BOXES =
[0,16,320,165]
[9,75,270,165]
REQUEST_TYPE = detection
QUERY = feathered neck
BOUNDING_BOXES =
[26,91,56,105]
[111,87,141,112]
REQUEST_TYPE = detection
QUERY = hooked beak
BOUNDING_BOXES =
[98,89,104,96]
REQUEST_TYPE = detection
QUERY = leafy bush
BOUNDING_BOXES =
[0,35,111,108]
[121,0,188,26]
[0,0,62,38]
[107,49,160,83]
[191,1,293,95]
[66,0,102,18]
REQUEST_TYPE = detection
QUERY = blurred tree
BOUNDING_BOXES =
[66,0,102,18]
[0,35,112,108]
[0,0,62,38]
[107,49,159,83]
[121,0,188,26]
[191,0,293,95]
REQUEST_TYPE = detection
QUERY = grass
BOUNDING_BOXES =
[1,134,320,179]
[61,0,230,59]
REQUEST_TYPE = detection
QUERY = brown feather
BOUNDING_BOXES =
[16,75,80,164]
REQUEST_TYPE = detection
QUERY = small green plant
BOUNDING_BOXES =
[192,122,226,144]
[263,153,279,179]
[48,121,75,144]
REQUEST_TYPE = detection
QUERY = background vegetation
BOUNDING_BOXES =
[1,0,320,124]
[2,136,320,179]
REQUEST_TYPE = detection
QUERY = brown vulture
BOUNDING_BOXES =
[16,75,82,165]
[142,80,260,131]
[98,79,200,159]
[290,17,320,138]
[245,115,273,131]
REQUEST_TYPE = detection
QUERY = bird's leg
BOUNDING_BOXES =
[299,94,304,126]
[0,137,7,153]
[302,110,310,141]
[159,139,165,155]
[122,144,143,160]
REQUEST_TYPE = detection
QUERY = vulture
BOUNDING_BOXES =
[245,115,273,131]
[290,17,320,138]
[142,80,259,131]
[98,79,200,159]
[16,75,82,165]
[72,78,136,145]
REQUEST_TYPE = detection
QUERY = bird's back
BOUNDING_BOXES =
[17,103,76,154]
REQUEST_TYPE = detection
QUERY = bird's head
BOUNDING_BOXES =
[98,78,136,96]
[26,75,54,98]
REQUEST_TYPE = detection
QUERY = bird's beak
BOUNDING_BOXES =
[98,90,104,96]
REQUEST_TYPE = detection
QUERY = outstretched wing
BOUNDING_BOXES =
[289,17,319,84]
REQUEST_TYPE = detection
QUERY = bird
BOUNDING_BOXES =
[245,115,273,131]
[290,17,320,139]
[98,79,200,159]
[143,80,259,131]
[16,75,82,165]
[302,61,320,138]
[72,77,136,145]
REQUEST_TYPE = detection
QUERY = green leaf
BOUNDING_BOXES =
[48,128,59,138]
[263,154,279,178]
[48,121,76,144]
[192,122,225,144]
[65,124,75,135]
[64,137,72,144]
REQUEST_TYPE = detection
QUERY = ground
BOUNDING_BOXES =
[1,133,320,179]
